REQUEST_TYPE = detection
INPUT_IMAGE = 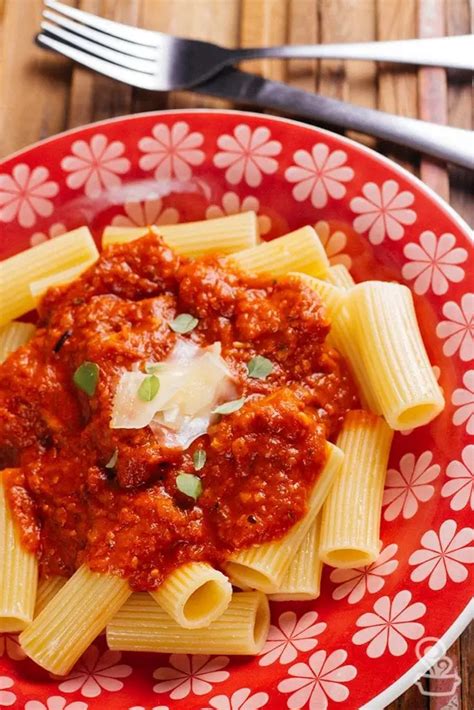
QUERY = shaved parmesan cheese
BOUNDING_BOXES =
[110,338,237,448]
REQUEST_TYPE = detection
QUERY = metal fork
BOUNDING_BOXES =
[36,1,474,170]
[41,0,473,91]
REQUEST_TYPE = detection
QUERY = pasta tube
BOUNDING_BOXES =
[230,226,330,278]
[223,442,343,593]
[289,272,345,320]
[0,227,98,327]
[107,591,269,655]
[325,264,355,289]
[102,211,259,255]
[0,321,36,363]
[149,562,232,629]
[346,281,445,429]
[269,515,323,601]
[20,565,131,675]
[30,261,97,301]
[319,410,393,568]
[34,576,67,617]
[0,475,38,632]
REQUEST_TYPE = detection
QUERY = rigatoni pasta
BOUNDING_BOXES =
[289,272,345,320]
[223,443,343,593]
[0,475,38,632]
[149,562,232,629]
[0,321,36,363]
[20,565,130,675]
[269,516,323,601]
[319,410,393,568]
[325,264,355,289]
[107,591,270,655]
[102,211,259,255]
[34,576,67,617]
[346,281,445,429]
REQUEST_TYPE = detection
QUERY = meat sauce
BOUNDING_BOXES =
[0,233,358,590]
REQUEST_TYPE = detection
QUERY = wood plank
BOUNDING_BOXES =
[137,0,239,111]
[287,0,319,93]
[446,0,473,227]
[460,619,473,710]
[0,0,73,157]
[67,0,139,129]
[376,0,419,172]
[417,0,450,202]
[240,0,289,81]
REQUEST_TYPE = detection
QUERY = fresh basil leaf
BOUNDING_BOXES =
[73,361,99,396]
[170,313,199,334]
[176,473,202,500]
[193,449,206,471]
[247,355,273,380]
[212,397,246,415]
[137,375,160,402]
[105,449,118,469]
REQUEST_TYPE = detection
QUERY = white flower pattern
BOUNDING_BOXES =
[330,543,399,604]
[278,649,357,709]
[206,191,271,235]
[153,654,230,700]
[383,451,440,521]
[111,198,179,228]
[0,633,25,660]
[402,231,467,295]
[409,519,474,591]
[30,222,67,247]
[0,163,58,227]
[350,180,416,244]
[442,444,474,511]
[352,590,426,658]
[0,677,16,707]
[55,644,132,698]
[285,144,354,209]
[204,687,269,710]
[139,122,205,181]
[61,134,130,198]
[436,294,473,362]
[214,125,281,187]
[25,697,88,710]
[259,610,326,667]
[452,370,474,434]
[314,220,352,269]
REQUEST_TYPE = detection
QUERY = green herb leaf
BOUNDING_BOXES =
[105,449,118,469]
[193,449,206,471]
[137,375,160,402]
[176,473,202,500]
[247,355,273,380]
[170,313,199,334]
[73,361,99,396]
[212,397,246,415]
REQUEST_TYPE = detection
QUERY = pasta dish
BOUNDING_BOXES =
[0,213,444,675]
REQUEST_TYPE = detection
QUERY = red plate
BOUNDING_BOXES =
[0,111,472,710]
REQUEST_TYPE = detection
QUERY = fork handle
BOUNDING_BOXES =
[229,35,474,71]
[194,68,474,170]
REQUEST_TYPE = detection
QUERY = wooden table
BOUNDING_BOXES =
[0,1,472,708]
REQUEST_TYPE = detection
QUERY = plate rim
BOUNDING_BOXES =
[1,108,472,243]
[1,107,472,708]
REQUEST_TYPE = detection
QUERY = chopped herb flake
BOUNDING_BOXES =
[105,449,118,469]
[53,329,72,353]
[193,450,206,471]
[73,361,99,396]
[247,355,273,380]
[137,375,160,402]
[145,363,164,374]
[176,473,202,500]
[212,397,246,415]
[170,313,199,334]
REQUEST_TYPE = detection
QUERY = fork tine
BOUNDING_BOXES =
[36,33,157,90]
[44,0,161,47]
[41,21,156,75]
[43,9,158,60]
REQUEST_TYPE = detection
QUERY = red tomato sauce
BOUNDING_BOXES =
[0,233,358,590]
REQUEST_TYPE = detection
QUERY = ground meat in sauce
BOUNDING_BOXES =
[0,233,358,590]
